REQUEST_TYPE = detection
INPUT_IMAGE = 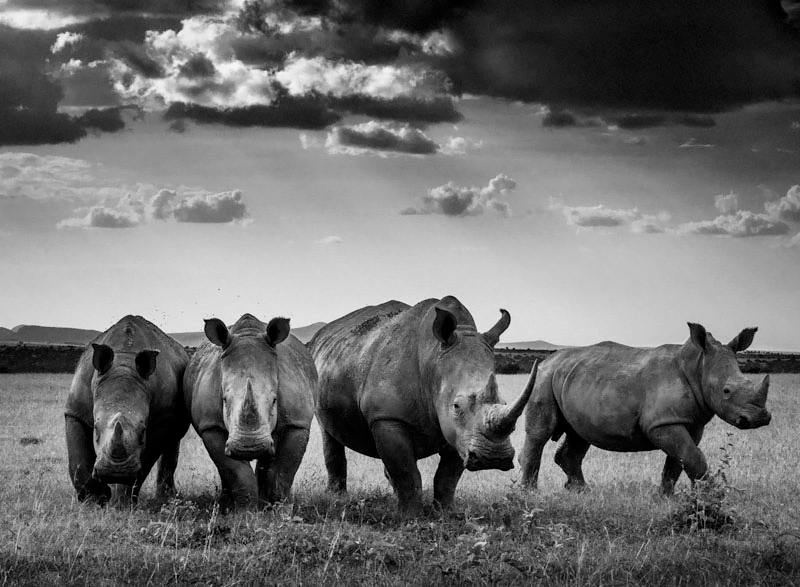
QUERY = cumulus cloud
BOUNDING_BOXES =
[764,185,800,223]
[171,190,248,223]
[680,138,715,149]
[677,211,790,238]
[59,188,250,228]
[51,31,85,54]
[714,192,739,214]
[553,201,670,234]
[402,174,516,217]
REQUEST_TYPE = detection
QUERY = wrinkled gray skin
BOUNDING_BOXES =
[309,296,538,514]
[183,314,316,509]
[65,315,190,503]
[520,323,772,495]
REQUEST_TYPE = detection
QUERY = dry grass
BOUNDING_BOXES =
[0,373,798,586]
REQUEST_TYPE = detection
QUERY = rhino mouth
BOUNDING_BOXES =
[224,435,275,461]
[463,450,515,472]
[92,460,141,485]
[734,410,772,429]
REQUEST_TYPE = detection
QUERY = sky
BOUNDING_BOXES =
[1,0,799,350]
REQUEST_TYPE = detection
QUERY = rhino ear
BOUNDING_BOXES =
[204,318,230,347]
[135,349,159,379]
[266,317,291,346]
[728,327,757,353]
[688,322,707,353]
[92,343,114,374]
[433,307,457,346]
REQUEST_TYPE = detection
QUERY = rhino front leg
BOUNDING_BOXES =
[659,427,705,496]
[200,428,259,509]
[433,445,464,509]
[520,394,560,489]
[371,420,423,515]
[155,440,180,499]
[321,427,348,494]
[65,415,111,504]
[648,425,708,494]
[257,426,310,504]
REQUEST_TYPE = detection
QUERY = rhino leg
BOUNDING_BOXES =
[322,428,348,494]
[155,440,180,499]
[433,445,464,509]
[659,427,705,496]
[648,425,708,493]
[371,420,423,515]
[200,428,259,509]
[257,426,310,504]
[65,415,111,504]
[554,433,590,490]
[520,380,560,489]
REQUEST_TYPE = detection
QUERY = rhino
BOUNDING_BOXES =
[183,314,316,508]
[520,323,772,495]
[65,315,190,503]
[309,296,538,514]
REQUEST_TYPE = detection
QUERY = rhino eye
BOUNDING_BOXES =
[453,401,461,411]
[723,387,732,398]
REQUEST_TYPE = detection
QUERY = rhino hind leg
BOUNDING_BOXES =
[432,445,464,509]
[257,426,310,504]
[554,433,590,490]
[371,419,423,515]
[65,415,111,504]
[322,428,348,494]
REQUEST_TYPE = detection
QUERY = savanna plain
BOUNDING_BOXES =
[1,373,798,586]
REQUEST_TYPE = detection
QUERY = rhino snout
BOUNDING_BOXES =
[224,434,275,461]
[735,408,772,429]
[462,440,516,472]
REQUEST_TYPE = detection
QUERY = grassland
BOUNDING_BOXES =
[0,373,798,586]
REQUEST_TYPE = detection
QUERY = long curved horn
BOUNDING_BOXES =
[486,360,539,436]
[483,309,511,347]
[755,374,770,407]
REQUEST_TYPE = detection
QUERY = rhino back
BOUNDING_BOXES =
[548,342,690,451]
[66,315,189,429]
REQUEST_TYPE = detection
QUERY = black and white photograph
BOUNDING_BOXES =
[1,0,799,584]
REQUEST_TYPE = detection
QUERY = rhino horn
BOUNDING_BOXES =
[483,309,511,348]
[755,374,770,407]
[486,360,538,436]
[239,379,261,428]
[110,417,127,461]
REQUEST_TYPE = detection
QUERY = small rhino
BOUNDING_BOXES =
[520,323,771,494]
[65,315,190,503]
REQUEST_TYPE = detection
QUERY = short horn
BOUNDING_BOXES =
[110,419,126,460]
[239,380,260,428]
[755,374,770,406]
[487,360,539,436]
[483,309,511,347]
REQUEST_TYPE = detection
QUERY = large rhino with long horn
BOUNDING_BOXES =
[183,314,316,509]
[65,315,190,503]
[309,296,538,514]
[520,323,772,494]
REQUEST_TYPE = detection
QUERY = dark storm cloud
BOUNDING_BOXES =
[326,121,439,154]
[179,53,217,79]
[110,41,165,78]
[330,95,461,124]
[442,0,800,111]
[164,97,341,129]
[76,108,127,132]
[4,0,227,17]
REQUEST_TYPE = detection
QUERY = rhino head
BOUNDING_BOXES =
[204,315,290,461]
[428,304,537,472]
[91,344,157,484]
[687,322,772,429]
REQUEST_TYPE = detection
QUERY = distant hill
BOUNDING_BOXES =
[497,340,568,351]
[0,327,19,342]
[165,321,327,348]
[11,325,101,345]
